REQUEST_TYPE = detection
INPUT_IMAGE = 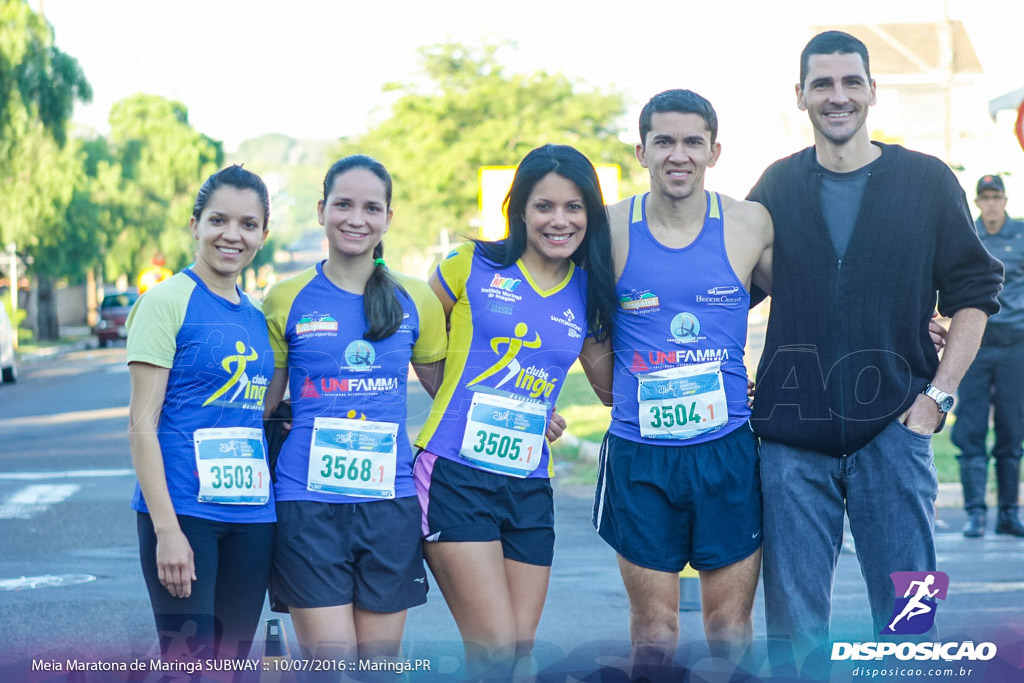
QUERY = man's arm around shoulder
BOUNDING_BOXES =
[720,196,774,296]
[903,307,988,434]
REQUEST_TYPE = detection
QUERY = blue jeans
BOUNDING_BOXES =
[761,419,937,658]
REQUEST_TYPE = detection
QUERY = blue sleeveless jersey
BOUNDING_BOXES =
[610,191,752,444]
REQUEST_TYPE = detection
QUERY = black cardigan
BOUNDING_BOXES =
[748,143,1002,456]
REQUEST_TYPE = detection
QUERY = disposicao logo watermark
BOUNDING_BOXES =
[831,570,997,664]
[882,571,948,635]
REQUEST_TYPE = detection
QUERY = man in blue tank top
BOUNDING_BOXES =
[588,89,775,675]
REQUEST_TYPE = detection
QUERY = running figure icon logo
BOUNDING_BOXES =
[881,571,949,635]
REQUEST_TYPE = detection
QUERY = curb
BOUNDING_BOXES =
[557,431,601,463]
[17,337,96,365]
[935,482,1005,511]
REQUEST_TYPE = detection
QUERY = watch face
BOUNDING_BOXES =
[940,396,954,412]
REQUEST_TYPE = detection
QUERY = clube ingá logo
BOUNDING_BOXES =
[881,570,949,635]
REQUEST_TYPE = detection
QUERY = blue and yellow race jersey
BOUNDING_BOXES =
[126,268,276,523]
[415,242,588,478]
[265,263,446,503]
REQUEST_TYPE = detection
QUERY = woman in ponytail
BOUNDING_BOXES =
[262,155,446,662]
[127,165,275,665]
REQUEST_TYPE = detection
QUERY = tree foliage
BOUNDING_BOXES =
[104,93,223,278]
[229,133,331,246]
[0,0,92,339]
[0,0,91,250]
[338,42,637,260]
[0,2,225,339]
[54,137,132,281]
[0,0,90,145]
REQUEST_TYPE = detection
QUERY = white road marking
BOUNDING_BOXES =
[0,484,81,519]
[0,468,134,480]
[0,574,97,591]
[0,406,129,429]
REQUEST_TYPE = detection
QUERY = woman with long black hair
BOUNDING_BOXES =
[414,144,616,677]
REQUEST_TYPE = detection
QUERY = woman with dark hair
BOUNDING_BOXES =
[262,155,446,661]
[127,165,276,663]
[414,144,615,676]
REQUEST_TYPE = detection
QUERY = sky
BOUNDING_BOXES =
[39,0,1024,196]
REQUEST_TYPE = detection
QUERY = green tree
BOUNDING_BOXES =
[0,0,92,339]
[60,135,133,286]
[338,42,637,263]
[23,138,108,339]
[229,133,333,262]
[104,93,222,280]
[0,0,90,146]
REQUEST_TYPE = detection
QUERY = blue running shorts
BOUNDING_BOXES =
[271,497,427,612]
[593,423,761,572]
[414,450,555,566]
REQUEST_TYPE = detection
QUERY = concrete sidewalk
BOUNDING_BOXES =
[15,325,97,364]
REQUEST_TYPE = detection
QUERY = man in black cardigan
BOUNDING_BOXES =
[747,30,1003,666]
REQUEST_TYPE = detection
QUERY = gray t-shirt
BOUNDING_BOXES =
[819,163,873,260]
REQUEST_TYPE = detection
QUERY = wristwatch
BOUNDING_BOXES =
[923,384,954,413]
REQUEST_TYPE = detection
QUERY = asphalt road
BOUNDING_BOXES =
[1,348,1023,681]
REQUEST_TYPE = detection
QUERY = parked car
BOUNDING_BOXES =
[95,292,138,348]
[0,304,16,384]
